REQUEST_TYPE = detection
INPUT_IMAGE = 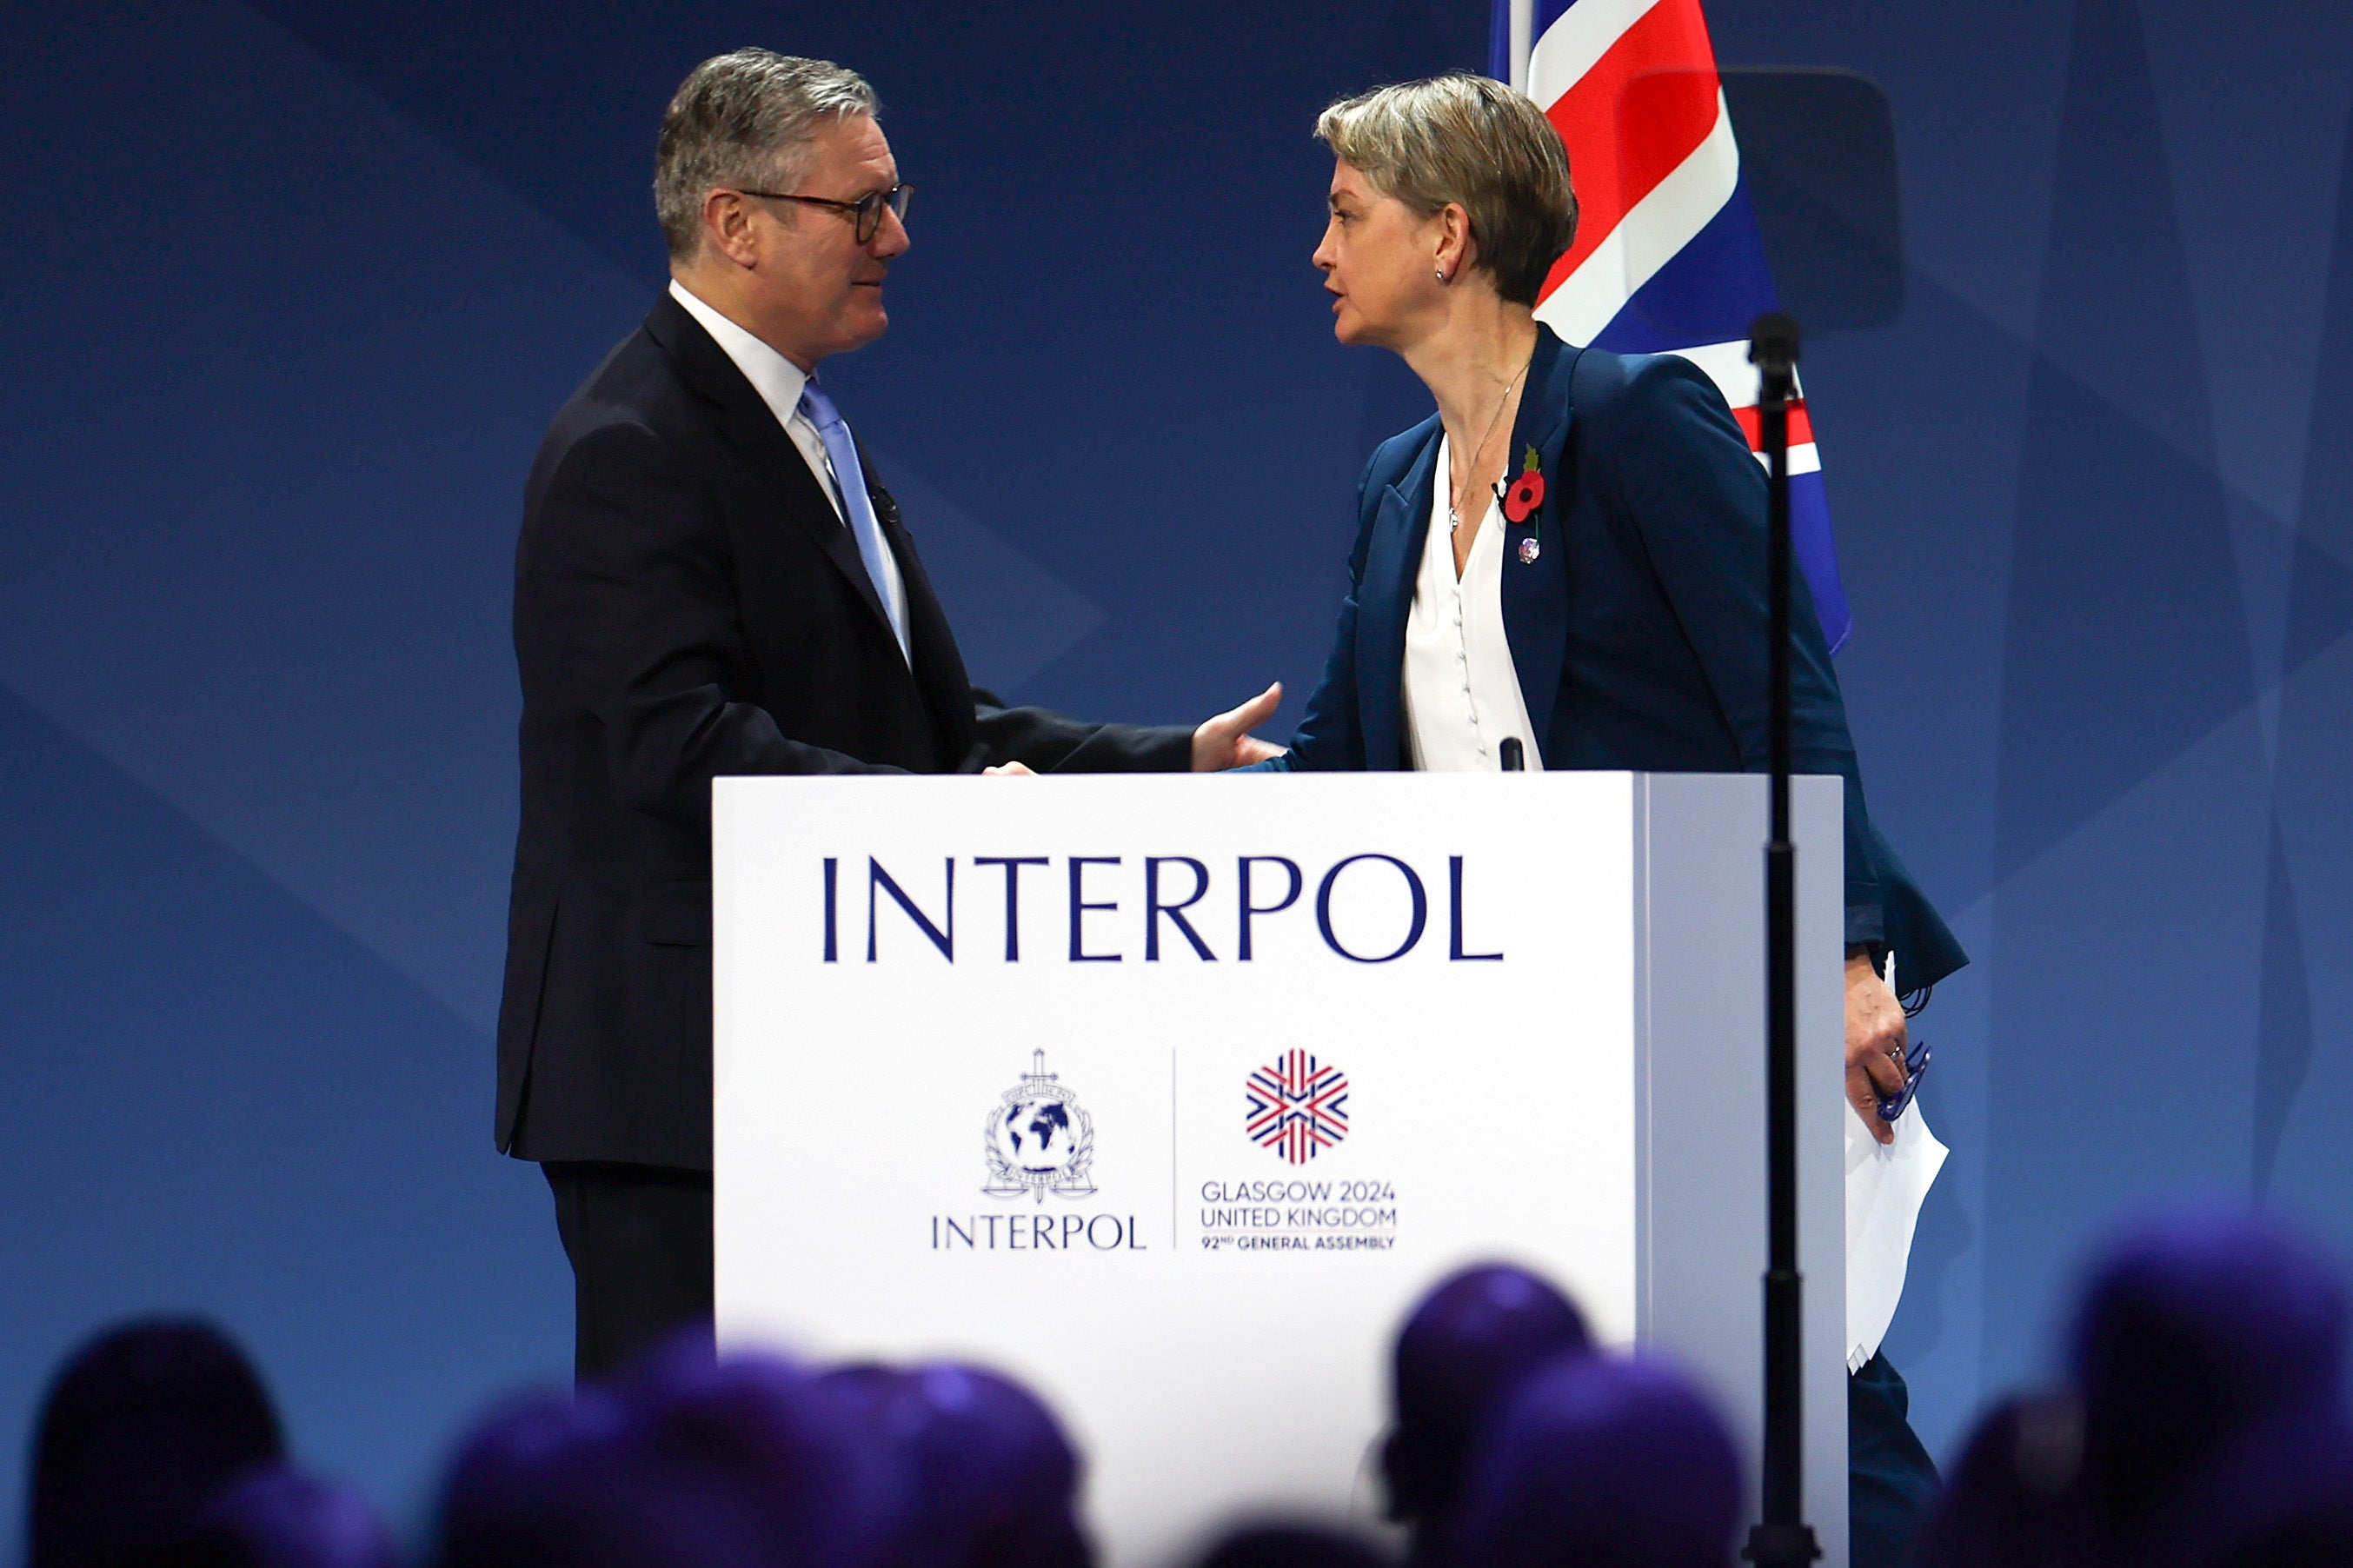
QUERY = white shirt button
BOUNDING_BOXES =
[1403,435,1543,774]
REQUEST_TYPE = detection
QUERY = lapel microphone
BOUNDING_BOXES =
[1499,738,1525,771]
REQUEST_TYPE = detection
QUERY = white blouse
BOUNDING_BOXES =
[1401,436,1545,772]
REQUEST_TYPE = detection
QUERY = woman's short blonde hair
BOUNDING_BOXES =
[1315,74,1577,308]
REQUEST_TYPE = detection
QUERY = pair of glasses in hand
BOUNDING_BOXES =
[1875,1037,1931,1125]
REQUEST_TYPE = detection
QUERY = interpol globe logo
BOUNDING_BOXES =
[1245,1050,1350,1165]
[982,1050,1096,1202]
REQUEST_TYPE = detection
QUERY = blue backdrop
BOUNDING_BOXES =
[5,0,2352,1541]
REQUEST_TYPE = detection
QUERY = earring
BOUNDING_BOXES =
[1434,268,1447,283]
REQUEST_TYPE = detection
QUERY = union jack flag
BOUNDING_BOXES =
[1492,0,1851,652]
[1245,1051,1351,1166]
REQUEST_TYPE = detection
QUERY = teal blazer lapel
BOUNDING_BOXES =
[1356,422,1442,771]
[1500,326,1580,752]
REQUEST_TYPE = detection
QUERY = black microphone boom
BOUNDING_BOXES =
[1742,311,1819,1568]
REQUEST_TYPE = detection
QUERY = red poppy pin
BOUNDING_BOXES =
[1502,444,1545,524]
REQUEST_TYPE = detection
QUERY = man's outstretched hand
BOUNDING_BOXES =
[1193,682,1286,771]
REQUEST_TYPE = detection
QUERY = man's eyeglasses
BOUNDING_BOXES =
[739,183,914,244]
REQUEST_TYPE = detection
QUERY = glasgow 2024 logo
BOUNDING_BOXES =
[1246,1050,1350,1166]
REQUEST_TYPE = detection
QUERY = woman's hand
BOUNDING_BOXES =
[1193,682,1287,770]
[1846,948,1908,1146]
[982,761,1036,776]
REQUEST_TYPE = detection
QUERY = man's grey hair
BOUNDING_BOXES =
[655,50,879,261]
[1315,74,1577,308]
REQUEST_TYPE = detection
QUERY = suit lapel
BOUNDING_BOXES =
[1499,326,1579,751]
[1356,422,1441,772]
[643,294,901,646]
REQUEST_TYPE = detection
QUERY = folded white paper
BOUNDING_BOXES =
[1845,1097,1947,1373]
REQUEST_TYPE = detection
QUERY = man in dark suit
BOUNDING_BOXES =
[499,48,1281,1377]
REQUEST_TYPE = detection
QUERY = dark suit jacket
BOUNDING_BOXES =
[1261,324,1966,991]
[498,292,1191,1169]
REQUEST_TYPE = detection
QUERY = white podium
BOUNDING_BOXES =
[714,773,1848,1566]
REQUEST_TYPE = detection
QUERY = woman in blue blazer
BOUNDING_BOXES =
[1270,74,1964,1565]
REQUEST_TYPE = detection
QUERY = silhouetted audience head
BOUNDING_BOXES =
[2130,1399,2353,1568]
[1448,1352,1740,1568]
[61,1206,2353,1568]
[1188,1523,1391,1568]
[1381,1263,1590,1542]
[434,1339,901,1568]
[163,1469,401,1568]
[29,1318,286,1568]
[1922,1205,2353,1568]
[2072,1206,2348,1539]
[820,1360,1089,1568]
[1914,1392,2096,1568]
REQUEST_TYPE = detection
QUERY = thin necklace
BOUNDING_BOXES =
[1448,357,1530,535]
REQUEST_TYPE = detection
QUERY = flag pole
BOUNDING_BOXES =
[1745,311,1819,1568]
[1492,0,1535,90]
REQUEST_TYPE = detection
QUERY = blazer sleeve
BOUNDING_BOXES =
[520,419,903,834]
[969,695,1194,774]
[1864,816,1971,993]
[1600,355,1889,947]
[1255,455,1385,773]
[1607,358,1967,987]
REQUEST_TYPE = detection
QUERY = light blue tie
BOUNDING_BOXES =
[796,380,909,660]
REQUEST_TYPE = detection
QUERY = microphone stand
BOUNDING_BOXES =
[1744,311,1818,1568]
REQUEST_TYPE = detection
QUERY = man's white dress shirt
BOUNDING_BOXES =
[1401,435,1545,771]
[666,279,910,657]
